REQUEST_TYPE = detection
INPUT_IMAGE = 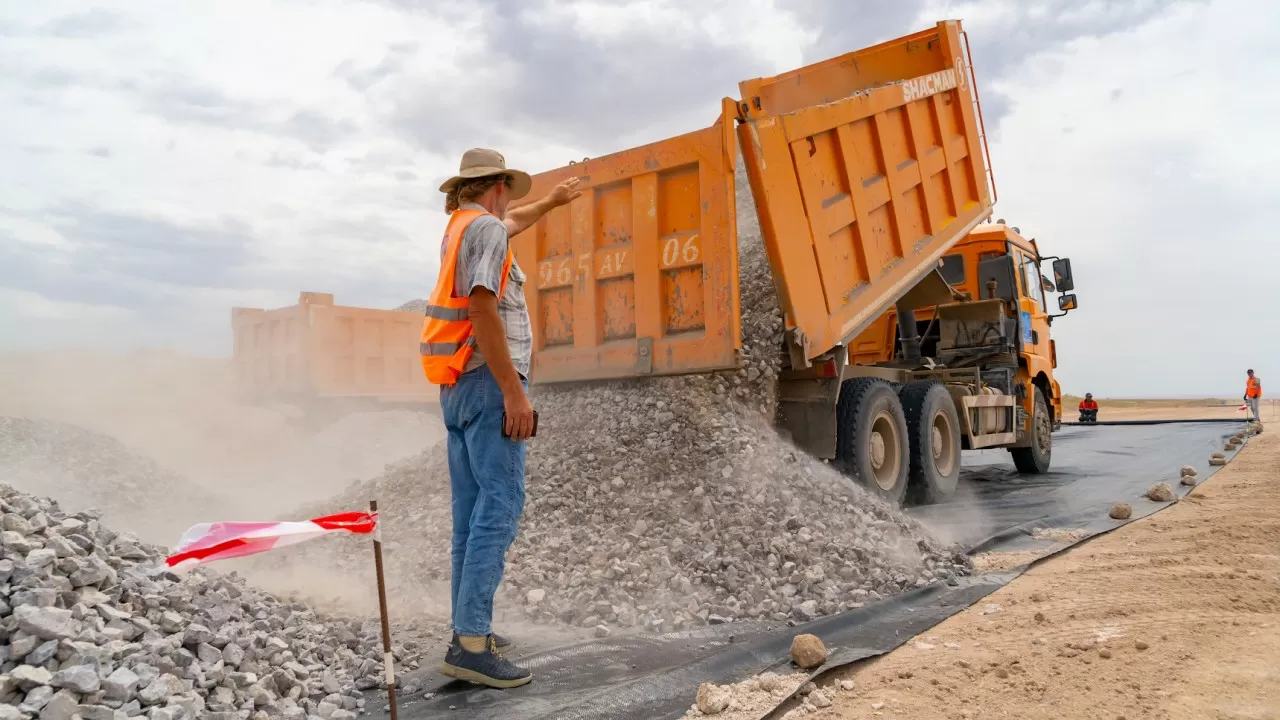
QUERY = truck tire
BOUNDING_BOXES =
[900,381,961,504]
[835,378,910,505]
[1010,387,1052,474]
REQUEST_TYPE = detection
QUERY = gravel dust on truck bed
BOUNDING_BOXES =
[784,429,1280,720]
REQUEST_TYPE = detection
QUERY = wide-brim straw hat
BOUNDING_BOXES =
[438,148,532,201]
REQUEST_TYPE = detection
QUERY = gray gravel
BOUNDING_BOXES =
[0,482,415,719]
[289,164,970,633]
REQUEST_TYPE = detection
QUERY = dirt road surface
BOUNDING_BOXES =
[811,430,1280,720]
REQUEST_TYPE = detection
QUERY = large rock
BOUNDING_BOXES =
[13,605,76,641]
[39,689,81,720]
[51,665,101,694]
[1109,503,1133,520]
[103,666,140,701]
[790,634,828,669]
[1145,483,1175,502]
[695,682,732,715]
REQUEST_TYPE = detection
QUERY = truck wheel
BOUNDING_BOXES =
[836,378,910,505]
[900,381,961,504]
[1010,387,1052,474]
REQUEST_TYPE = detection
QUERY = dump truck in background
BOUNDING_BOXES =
[506,20,1079,504]
[231,292,437,415]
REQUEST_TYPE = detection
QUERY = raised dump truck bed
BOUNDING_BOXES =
[736,19,993,368]
[509,99,742,384]
[508,21,993,383]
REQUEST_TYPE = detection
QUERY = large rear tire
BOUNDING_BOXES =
[900,381,962,504]
[836,378,910,505]
[1010,387,1052,474]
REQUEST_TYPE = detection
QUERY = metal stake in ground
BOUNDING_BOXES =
[370,499,398,720]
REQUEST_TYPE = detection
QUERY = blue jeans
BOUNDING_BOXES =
[440,364,527,637]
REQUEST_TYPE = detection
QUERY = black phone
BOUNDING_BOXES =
[501,411,538,439]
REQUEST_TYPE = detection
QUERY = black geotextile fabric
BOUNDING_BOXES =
[382,421,1248,720]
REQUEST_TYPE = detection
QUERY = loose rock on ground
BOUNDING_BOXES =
[0,483,405,719]
[682,671,810,719]
[790,634,828,669]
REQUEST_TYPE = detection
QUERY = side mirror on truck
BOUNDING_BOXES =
[1052,258,1075,292]
[1058,294,1078,312]
[1041,275,1056,292]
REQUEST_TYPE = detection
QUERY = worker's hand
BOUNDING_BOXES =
[503,389,536,441]
[548,177,583,207]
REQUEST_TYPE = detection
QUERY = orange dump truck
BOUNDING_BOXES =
[231,292,436,409]
[231,20,1080,503]
[505,19,1079,504]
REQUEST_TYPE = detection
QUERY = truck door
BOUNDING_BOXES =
[1014,250,1052,371]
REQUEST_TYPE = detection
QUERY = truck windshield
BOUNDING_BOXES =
[1021,254,1044,309]
[939,254,965,285]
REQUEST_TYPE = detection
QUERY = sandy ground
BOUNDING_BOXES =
[807,430,1280,720]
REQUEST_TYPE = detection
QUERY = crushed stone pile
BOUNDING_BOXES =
[0,483,412,720]
[0,418,231,545]
[282,163,971,634]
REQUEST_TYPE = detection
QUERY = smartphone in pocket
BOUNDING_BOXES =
[501,411,539,439]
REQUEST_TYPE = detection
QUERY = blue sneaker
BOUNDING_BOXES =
[441,635,532,689]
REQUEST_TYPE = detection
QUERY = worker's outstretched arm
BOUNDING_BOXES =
[503,178,583,236]
[469,288,535,440]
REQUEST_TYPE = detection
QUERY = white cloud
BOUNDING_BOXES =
[982,0,1278,396]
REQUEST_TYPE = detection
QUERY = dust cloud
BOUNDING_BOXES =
[0,348,445,582]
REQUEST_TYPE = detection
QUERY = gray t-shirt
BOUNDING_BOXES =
[443,203,532,378]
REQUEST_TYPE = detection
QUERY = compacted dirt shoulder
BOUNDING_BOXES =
[812,431,1280,720]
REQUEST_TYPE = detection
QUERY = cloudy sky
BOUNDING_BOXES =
[1,0,1274,397]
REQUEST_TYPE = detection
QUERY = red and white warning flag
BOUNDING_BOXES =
[165,511,378,570]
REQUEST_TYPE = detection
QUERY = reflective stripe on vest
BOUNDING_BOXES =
[419,209,513,386]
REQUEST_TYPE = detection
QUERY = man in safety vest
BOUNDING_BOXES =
[1245,369,1263,423]
[421,148,581,688]
[1078,393,1098,423]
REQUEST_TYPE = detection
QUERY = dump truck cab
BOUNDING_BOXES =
[777,221,1078,502]
[893,223,1078,468]
[943,222,1070,427]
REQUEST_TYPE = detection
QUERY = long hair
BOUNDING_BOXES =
[444,174,510,213]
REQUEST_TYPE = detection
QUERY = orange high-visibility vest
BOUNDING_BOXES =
[1079,400,1098,410]
[419,209,513,386]
[1246,376,1262,398]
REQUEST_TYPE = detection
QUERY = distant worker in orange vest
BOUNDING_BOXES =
[1078,393,1098,423]
[420,148,581,688]
[1245,369,1263,423]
